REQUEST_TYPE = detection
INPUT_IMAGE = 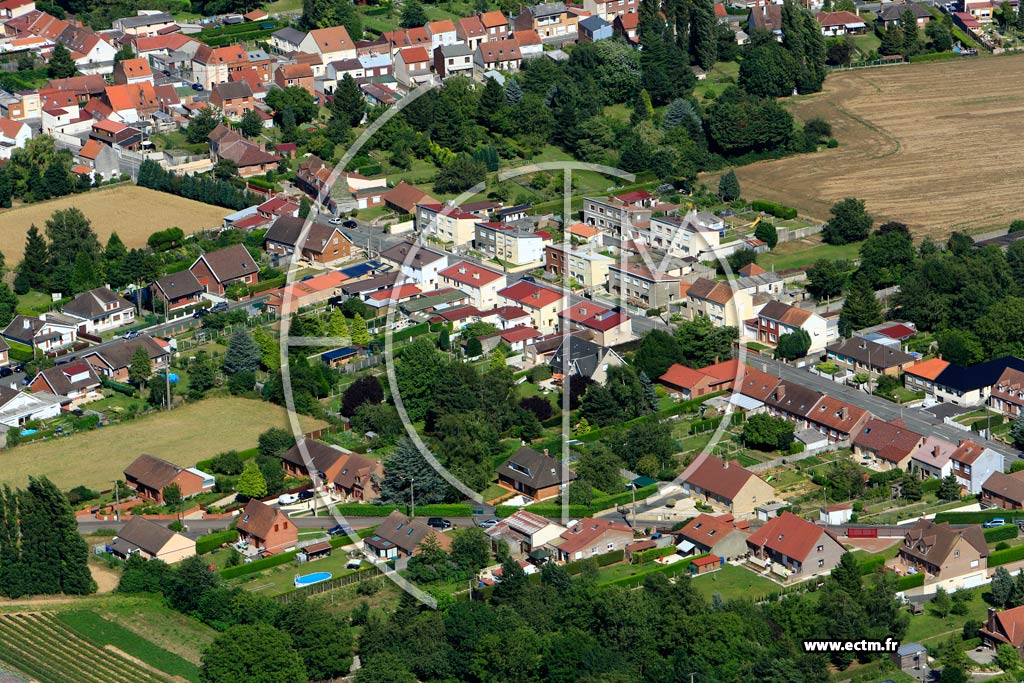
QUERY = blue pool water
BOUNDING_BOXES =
[19,429,37,437]
[294,571,332,587]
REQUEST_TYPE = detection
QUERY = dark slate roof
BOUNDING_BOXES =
[272,27,306,45]
[278,437,344,473]
[827,337,915,370]
[213,80,253,100]
[153,270,203,300]
[878,2,931,20]
[341,271,399,295]
[549,336,618,379]
[111,516,180,556]
[33,363,100,396]
[194,244,259,284]
[375,509,434,552]
[83,335,167,371]
[579,15,609,31]
[496,446,576,489]
[936,356,1024,393]
[63,287,133,321]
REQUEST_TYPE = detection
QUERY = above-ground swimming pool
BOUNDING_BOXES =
[294,571,332,587]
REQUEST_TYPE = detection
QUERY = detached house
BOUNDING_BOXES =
[82,335,170,382]
[236,499,297,554]
[209,81,255,120]
[496,446,576,502]
[29,362,100,406]
[989,366,1024,418]
[2,314,78,352]
[982,606,1024,655]
[439,260,505,308]
[0,118,31,159]
[747,300,831,354]
[207,124,278,177]
[677,513,750,561]
[367,510,451,559]
[124,453,213,503]
[474,38,522,72]
[150,270,204,311]
[886,519,988,592]
[981,470,1024,510]
[299,25,356,66]
[486,509,566,556]
[853,418,924,472]
[62,286,135,334]
[549,518,633,563]
[746,512,846,578]
[264,215,357,264]
[189,243,259,295]
[497,281,565,332]
[108,516,195,563]
[679,453,776,517]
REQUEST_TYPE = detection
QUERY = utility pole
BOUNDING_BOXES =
[410,478,415,518]
[630,484,636,527]
[114,480,120,522]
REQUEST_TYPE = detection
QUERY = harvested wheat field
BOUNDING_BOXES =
[0,185,229,251]
[713,55,1024,238]
[0,397,326,490]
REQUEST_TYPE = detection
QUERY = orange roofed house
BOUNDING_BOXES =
[549,518,633,563]
[276,438,383,502]
[659,358,741,400]
[746,511,846,579]
[236,498,297,554]
[191,43,249,90]
[983,606,1024,655]
[123,453,214,504]
[678,452,776,517]
[207,124,278,177]
[274,63,314,95]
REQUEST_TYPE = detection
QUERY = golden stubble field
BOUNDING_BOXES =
[717,55,1024,238]
[0,397,326,491]
[0,185,230,252]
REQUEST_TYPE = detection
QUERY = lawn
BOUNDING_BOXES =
[16,290,53,315]
[849,31,881,57]
[0,186,230,250]
[759,238,864,271]
[694,60,740,102]
[904,585,989,645]
[0,397,326,490]
[689,564,779,601]
[234,550,368,596]
[56,610,200,681]
[92,596,217,667]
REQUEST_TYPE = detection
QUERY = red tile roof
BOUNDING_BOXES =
[440,261,504,287]
[952,439,986,466]
[680,453,766,501]
[660,364,711,391]
[853,418,923,463]
[501,325,542,343]
[746,512,830,564]
[877,323,917,340]
[556,517,631,555]
[498,281,563,309]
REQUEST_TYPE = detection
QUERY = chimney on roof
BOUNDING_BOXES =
[841,406,849,421]
[776,384,785,400]
[933,446,940,458]
[543,448,549,457]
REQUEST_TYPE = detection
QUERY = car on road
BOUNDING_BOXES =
[191,83,204,91]
[277,493,300,505]
[193,308,210,318]
[328,216,343,225]
[327,524,354,536]
[123,330,141,340]
[211,301,229,312]
[0,366,11,378]
[984,518,1007,528]
[297,489,315,501]
[476,518,499,529]
[342,220,357,229]
[427,517,452,530]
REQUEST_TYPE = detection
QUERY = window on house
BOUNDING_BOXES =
[817,559,824,567]
[817,545,823,552]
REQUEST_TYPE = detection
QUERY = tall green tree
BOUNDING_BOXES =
[301,0,362,36]
[128,345,153,389]
[236,461,268,499]
[238,110,262,138]
[47,42,77,79]
[400,0,427,27]
[200,623,307,683]
[718,170,740,201]
[332,73,366,127]
[103,232,128,288]
[823,197,872,245]
[0,283,17,328]
[186,107,221,144]
[839,275,882,337]
[379,438,454,505]
[45,207,101,294]
[350,313,370,345]
[223,329,261,375]
[274,599,353,680]
[689,0,718,69]
[900,9,920,55]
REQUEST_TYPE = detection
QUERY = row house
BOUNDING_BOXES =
[852,418,924,472]
[474,38,521,72]
[825,337,916,378]
[916,356,1024,407]
[481,10,510,37]
[112,57,153,85]
[681,277,755,328]
[582,190,656,236]
[379,241,449,290]
[395,46,433,89]
[438,260,505,309]
[474,222,546,265]
[746,300,832,354]
[0,0,36,22]
[544,244,613,288]
[498,281,565,333]
[582,0,638,21]
[209,81,255,120]
[274,63,314,95]
[802,394,869,444]
[513,1,582,41]
[270,26,305,54]
[427,18,458,48]
[298,25,356,66]
[910,435,959,480]
[645,212,724,260]
[416,202,478,245]
[382,26,431,57]
[191,43,249,90]
[989,366,1024,418]
[558,301,632,346]
[886,519,987,594]
[435,43,474,78]
[607,262,682,309]
[112,11,176,36]
[457,15,487,49]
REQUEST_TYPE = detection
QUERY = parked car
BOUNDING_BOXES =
[191,83,204,91]
[297,489,315,501]
[211,301,229,312]
[427,517,452,531]
[278,493,300,505]
[193,308,210,318]
[123,330,141,340]
[328,216,343,225]
[327,524,354,536]
[0,366,12,378]
[476,518,499,529]
[984,518,1007,528]
[342,220,357,229]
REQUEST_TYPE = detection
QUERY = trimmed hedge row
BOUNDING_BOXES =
[934,511,1018,524]
[602,554,709,588]
[632,546,676,565]
[897,572,925,590]
[495,486,660,519]
[858,554,886,576]
[101,376,136,396]
[220,534,359,579]
[197,529,239,555]
[751,200,797,220]
[565,549,625,575]
[984,525,1019,543]
[496,504,589,519]
[909,52,957,63]
[328,503,475,517]
[989,544,1024,568]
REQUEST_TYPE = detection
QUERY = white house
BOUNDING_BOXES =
[0,118,31,159]
[0,387,64,427]
[379,242,448,290]
[298,25,356,66]
[62,286,136,334]
[819,503,853,525]
[438,260,505,309]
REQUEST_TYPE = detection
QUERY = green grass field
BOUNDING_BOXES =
[760,239,864,271]
[903,586,989,644]
[0,397,326,490]
[57,611,200,681]
[235,551,367,596]
[689,564,779,600]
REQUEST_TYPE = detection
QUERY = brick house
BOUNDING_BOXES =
[982,606,1024,655]
[189,243,259,295]
[981,470,1024,510]
[123,453,212,503]
[236,499,297,554]
[852,418,924,472]
[29,363,101,406]
[746,512,846,578]
[804,394,870,443]
[549,518,633,563]
[209,81,255,120]
[274,63,314,95]
[108,516,196,563]
[825,337,916,378]
[263,215,356,264]
[207,124,278,177]
[150,270,204,311]
[989,366,1024,418]
[951,439,1003,495]
[496,446,576,502]
[191,43,249,90]
[679,453,776,517]
[81,335,170,383]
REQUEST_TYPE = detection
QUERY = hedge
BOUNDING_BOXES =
[897,572,925,590]
[909,52,957,63]
[220,533,363,579]
[6,341,33,363]
[750,200,797,220]
[495,486,659,519]
[601,554,708,588]
[329,503,474,517]
[564,548,625,575]
[934,511,1020,524]
[984,525,1019,543]
[858,554,886,576]
[101,376,137,396]
[496,504,589,519]
[989,544,1024,568]
[632,546,677,565]
[197,529,239,555]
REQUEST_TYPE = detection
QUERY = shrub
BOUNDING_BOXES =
[989,545,1024,568]
[197,529,239,555]
[984,525,1019,544]
[750,199,797,220]
[632,546,676,565]
[897,573,925,590]
[858,554,886,575]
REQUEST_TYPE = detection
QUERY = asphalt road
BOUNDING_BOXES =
[78,515,481,537]
[754,357,1017,469]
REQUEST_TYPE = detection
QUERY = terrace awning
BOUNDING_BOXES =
[677,540,696,553]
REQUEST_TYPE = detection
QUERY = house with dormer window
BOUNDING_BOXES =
[62,286,135,334]
[495,446,576,502]
[885,518,988,592]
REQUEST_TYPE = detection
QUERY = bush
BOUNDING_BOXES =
[984,525,1019,544]
[750,199,797,220]
[788,441,805,455]
[988,545,1024,568]
[934,511,1020,524]
[897,572,925,590]
[197,529,240,555]
[858,554,886,575]
[632,546,676,565]
[564,549,624,574]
